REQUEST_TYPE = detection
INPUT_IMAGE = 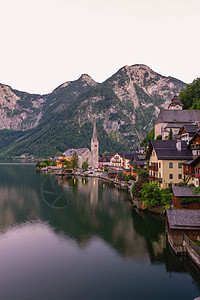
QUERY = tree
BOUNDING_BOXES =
[140,181,162,208]
[138,168,149,180]
[160,188,172,205]
[140,127,154,148]
[71,152,79,170]
[156,134,162,140]
[132,178,148,200]
[64,160,72,169]
[179,78,200,109]
[168,129,173,140]
[82,161,88,171]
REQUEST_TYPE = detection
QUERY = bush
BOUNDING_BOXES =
[156,134,162,140]
[140,181,162,208]
[39,162,47,167]
[132,178,148,200]
[139,182,172,208]
[82,161,88,171]
[160,188,172,205]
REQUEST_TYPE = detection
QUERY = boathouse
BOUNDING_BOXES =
[166,209,200,253]
[172,186,200,209]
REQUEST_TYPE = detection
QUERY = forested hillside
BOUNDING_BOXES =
[0,65,186,157]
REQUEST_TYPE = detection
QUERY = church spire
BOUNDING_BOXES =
[92,118,97,141]
[91,118,99,169]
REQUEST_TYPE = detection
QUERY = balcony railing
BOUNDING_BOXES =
[149,164,158,172]
[191,144,200,150]
[148,175,162,183]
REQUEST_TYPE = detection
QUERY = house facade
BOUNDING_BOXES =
[146,140,193,188]
[110,153,124,168]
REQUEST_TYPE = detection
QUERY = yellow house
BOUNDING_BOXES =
[146,140,193,188]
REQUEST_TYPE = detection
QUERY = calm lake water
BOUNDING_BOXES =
[0,164,199,300]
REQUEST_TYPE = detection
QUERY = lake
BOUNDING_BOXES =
[0,164,199,300]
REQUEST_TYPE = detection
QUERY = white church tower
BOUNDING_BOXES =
[91,119,99,169]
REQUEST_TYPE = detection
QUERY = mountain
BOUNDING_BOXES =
[0,65,186,157]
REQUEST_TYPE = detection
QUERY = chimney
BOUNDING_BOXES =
[176,138,181,151]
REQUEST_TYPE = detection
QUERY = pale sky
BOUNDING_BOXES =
[1,0,200,94]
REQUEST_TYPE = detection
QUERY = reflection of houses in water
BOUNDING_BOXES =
[61,177,99,208]
[89,178,98,208]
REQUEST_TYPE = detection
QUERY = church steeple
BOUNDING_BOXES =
[91,118,99,169]
[168,95,183,110]
[92,118,97,141]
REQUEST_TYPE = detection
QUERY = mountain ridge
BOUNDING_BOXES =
[0,64,186,157]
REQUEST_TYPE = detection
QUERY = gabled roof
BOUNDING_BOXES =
[165,123,183,128]
[172,186,200,197]
[167,209,200,230]
[123,153,135,160]
[146,140,193,160]
[181,124,199,133]
[156,110,200,124]
[188,131,200,145]
[99,153,114,162]
[64,148,89,156]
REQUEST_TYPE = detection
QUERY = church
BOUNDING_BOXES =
[155,95,200,140]
[62,119,99,169]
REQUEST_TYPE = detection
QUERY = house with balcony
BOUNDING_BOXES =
[146,140,193,188]
[180,124,199,144]
[182,155,200,187]
[99,153,114,168]
[188,131,200,158]
[110,153,124,168]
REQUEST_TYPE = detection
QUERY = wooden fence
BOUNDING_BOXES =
[184,234,200,257]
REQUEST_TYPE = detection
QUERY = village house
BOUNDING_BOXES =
[110,153,124,168]
[98,153,114,168]
[155,96,200,140]
[188,131,200,158]
[146,140,193,188]
[138,147,146,154]
[172,186,200,209]
[182,155,200,187]
[180,124,199,144]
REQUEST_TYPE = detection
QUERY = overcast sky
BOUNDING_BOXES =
[1,0,200,94]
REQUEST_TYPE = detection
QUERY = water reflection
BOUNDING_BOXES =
[0,165,199,299]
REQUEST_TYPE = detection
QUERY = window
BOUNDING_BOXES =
[186,165,189,171]
[169,163,173,168]
[169,174,173,179]
[159,172,161,178]
[178,174,182,179]
[159,162,161,168]
[178,163,182,169]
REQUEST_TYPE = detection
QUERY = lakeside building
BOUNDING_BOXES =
[146,140,193,188]
[56,119,99,169]
[166,209,200,268]
[172,186,200,209]
[155,96,200,140]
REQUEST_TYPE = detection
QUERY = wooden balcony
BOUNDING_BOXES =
[149,164,158,172]
[191,144,200,150]
[148,175,162,183]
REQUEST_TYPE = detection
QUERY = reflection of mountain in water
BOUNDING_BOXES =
[0,165,200,287]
